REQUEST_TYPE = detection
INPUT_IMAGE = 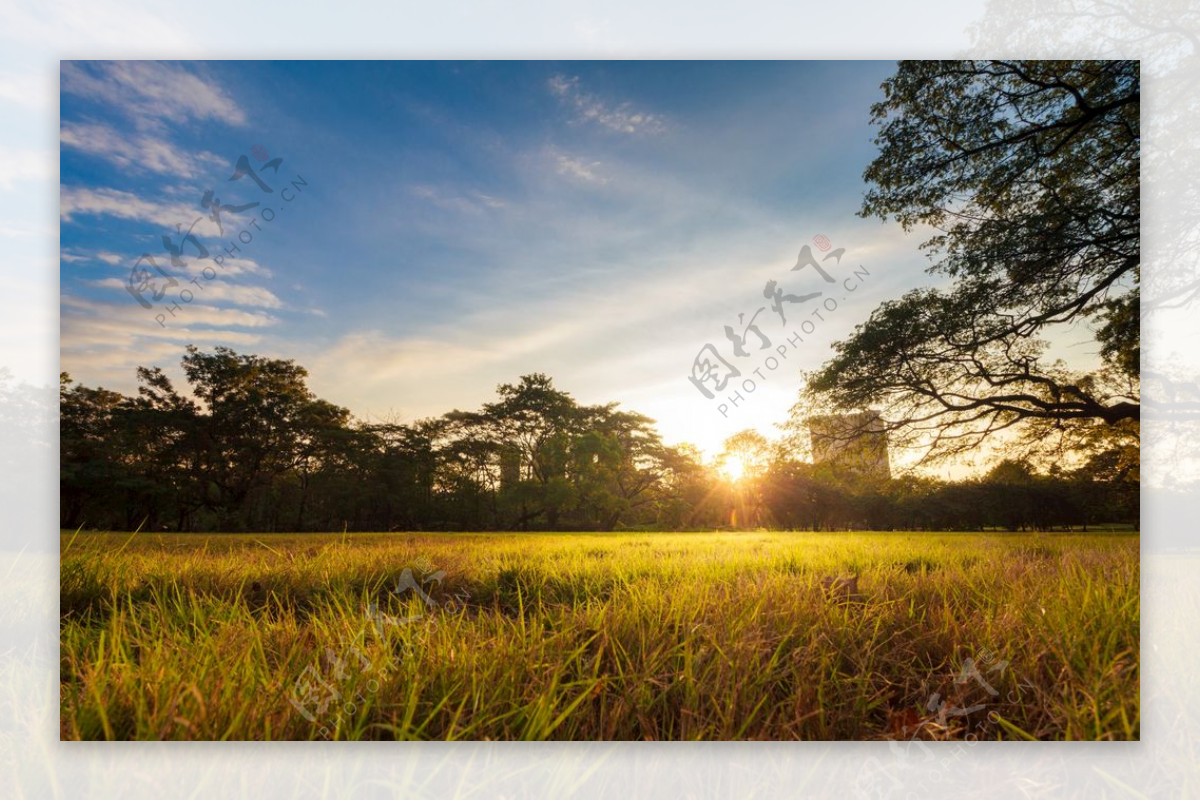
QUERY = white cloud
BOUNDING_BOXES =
[60,294,274,391]
[63,293,277,329]
[57,185,264,238]
[61,250,269,282]
[61,249,124,265]
[89,277,284,310]
[60,185,217,231]
[61,61,246,131]
[410,184,508,214]
[549,148,608,185]
[183,281,283,310]
[548,74,667,135]
[61,121,224,177]
[209,256,271,278]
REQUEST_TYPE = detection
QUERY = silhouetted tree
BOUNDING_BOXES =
[803,60,1139,464]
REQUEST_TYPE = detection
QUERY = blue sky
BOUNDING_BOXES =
[60,60,937,459]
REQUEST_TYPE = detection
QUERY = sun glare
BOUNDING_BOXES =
[721,455,746,482]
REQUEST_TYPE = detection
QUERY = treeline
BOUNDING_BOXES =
[61,347,710,532]
[60,346,1138,533]
[755,459,1138,532]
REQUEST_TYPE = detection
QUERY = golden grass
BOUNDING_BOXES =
[60,530,1138,740]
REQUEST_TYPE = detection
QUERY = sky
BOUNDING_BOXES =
[60,60,947,460]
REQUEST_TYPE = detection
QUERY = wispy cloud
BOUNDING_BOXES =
[207,256,272,278]
[60,185,226,232]
[295,217,925,457]
[63,294,278,329]
[89,277,284,310]
[61,249,124,265]
[61,121,224,178]
[548,148,608,185]
[60,249,270,282]
[60,294,274,389]
[61,61,246,131]
[547,74,667,135]
[410,184,507,214]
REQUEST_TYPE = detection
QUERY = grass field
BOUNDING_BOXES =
[59,530,1139,741]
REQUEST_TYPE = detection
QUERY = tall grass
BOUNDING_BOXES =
[60,530,1138,740]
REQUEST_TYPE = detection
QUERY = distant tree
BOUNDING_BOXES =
[362,418,450,530]
[285,399,358,530]
[979,459,1039,531]
[759,460,816,530]
[717,429,771,480]
[60,373,135,528]
[651,444,721,530]
[471,373,580,529]
[1066,444,1140,530]
[569,407,671,530]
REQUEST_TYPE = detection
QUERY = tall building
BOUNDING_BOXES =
[807,410,891,479]
[499,445,522,490]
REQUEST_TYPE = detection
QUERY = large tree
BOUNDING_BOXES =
[139,346,351,529]
[459,374,679,530]
[801,60,1139,462]
[60,373,141,528]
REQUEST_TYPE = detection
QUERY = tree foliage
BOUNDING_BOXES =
[802,60,1139,462]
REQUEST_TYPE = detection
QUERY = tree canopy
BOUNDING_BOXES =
[800,60,1140,463]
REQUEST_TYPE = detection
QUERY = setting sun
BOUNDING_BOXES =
[720,455,746,482]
